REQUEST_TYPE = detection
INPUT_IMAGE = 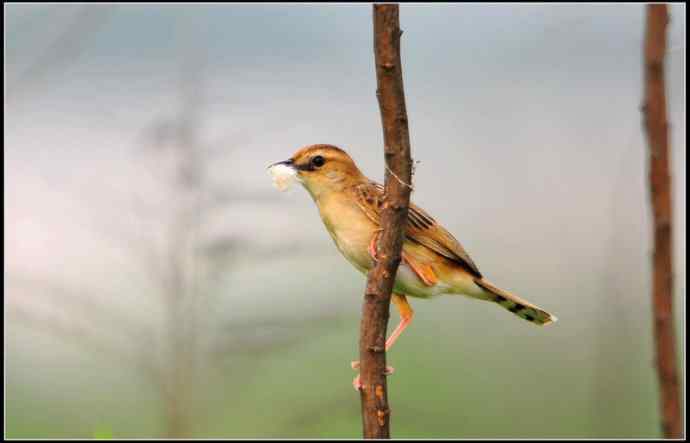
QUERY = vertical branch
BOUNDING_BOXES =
[642,4,682,439]
[359,4,413,439]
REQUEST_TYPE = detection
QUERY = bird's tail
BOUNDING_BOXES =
[474,278,557,326]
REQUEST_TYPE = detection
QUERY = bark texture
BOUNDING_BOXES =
[359,4,414,439]
[642,4,683,439]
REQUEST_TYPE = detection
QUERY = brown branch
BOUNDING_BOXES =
[359,4,414,439]
[642,5,682,439]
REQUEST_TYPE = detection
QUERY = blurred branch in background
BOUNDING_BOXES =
[5,35,325,437]
[6,5,113,103]
[642,4,682,439]
[5,273,157,351]
[7,302,164,387]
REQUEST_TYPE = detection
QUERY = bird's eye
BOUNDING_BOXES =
[311,155,326,167]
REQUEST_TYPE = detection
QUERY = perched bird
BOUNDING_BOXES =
[269,144,557,389]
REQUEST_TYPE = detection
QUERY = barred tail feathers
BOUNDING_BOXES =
[474,278,557,326]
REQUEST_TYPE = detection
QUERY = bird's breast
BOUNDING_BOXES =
[316,194,377,273]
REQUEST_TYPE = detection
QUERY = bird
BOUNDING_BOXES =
[269,144,557,390]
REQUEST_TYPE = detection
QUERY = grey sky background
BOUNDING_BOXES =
[5,3,686,287]
[4,4,686,438]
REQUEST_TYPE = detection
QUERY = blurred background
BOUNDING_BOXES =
[4,3,686,439]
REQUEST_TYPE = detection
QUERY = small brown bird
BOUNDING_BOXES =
[269,144,557,389]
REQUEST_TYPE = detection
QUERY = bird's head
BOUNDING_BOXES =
[270,144,366,199]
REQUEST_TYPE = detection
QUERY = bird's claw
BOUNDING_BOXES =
[350,360,394,390]
[368,229,384,261]
[353,374,362,391]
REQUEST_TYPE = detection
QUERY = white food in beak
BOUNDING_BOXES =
[268,163,298,192]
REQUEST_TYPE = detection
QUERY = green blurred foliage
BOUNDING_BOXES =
[6,271,683,438]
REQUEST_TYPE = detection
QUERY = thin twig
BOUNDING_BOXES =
[385,164,414,191]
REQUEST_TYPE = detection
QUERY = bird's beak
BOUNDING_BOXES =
[267,158,295,170]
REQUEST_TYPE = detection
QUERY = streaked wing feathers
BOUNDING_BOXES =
[354,182,482,277]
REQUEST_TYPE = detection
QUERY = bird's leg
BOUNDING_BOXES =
[384,293,414,352]
[352,293,414,391]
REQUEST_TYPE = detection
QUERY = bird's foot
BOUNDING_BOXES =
[350,360,394,391]
[353,374,362,391]
[368,229,384,261]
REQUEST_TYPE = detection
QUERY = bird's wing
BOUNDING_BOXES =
[353,181,482,278]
